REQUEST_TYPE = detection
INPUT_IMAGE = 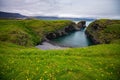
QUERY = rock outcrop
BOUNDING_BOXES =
[77,21,86,30]
[85,31,100,44]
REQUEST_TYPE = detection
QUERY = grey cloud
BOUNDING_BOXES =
[0,0,120,18]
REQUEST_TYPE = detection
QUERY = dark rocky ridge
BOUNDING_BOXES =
[85,31,100,44]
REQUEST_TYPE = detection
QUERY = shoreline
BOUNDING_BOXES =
[36,41,69,50]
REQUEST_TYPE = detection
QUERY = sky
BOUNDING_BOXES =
[0,0,120,18]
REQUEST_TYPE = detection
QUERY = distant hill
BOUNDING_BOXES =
[0,11,95,21]
[0,11,27,19]
[34,16,95,21]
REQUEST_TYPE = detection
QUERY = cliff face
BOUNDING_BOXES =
[85,19,120,44]
[45,22,76,40]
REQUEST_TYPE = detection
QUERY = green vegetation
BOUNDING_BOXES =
[0,19,120,80]
[0,42,120,80]
[86,19,120,44]
[0,19,72,46]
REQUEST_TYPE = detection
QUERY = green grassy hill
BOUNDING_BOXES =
[0,42,120,80]
[0,19,72,46]
[0,19,120,80]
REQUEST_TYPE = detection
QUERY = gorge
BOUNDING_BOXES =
[36,20,94,49]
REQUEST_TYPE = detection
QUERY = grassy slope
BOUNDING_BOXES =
[0,19,72,46]
[0,19,120,80]
[0,42,120,80]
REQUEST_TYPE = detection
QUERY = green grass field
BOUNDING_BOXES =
[0,42,120,80]
[0,19,120,80]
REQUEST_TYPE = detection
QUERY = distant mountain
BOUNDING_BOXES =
[34,16,59,20]
[34,16,95,21]
[0,11,95,21]
[0,11,27,19]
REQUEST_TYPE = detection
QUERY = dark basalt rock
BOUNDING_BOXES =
[85,31,100,44]
[46,32,56,39]
[93,24,99,30]
[77,21,86,30]
[65,25,76,32]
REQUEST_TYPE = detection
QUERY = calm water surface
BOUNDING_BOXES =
[52,20,94,47]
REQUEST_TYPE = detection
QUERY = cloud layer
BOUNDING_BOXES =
[0,0,120,18]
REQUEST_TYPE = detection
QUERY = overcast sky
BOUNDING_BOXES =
[0,0,120,18]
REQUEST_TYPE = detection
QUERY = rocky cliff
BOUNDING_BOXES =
[45,22,75,40]
[85,19,120,44]
[77,21,86,30]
